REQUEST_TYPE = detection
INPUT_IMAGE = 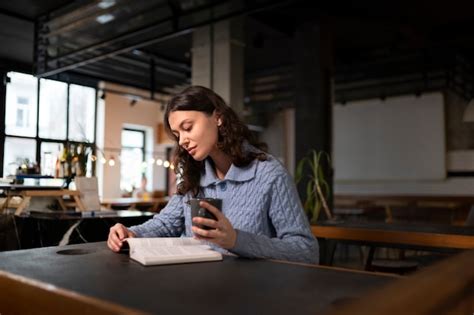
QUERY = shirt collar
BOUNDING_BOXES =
[199,145,259,187]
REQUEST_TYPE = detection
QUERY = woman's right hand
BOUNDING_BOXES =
[107,223,136,252]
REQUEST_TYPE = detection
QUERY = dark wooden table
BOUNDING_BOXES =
[101,197,169,212]
[324,250,474,315]
[0,242,396,315]
[312,220,474,265]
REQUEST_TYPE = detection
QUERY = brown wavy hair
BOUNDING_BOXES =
[164,86,267,196]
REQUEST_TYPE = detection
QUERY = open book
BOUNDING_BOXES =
[125,237,223,266]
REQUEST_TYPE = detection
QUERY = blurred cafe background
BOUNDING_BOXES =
[0,0,473,274]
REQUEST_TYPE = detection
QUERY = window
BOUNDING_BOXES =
[15,97,30,127]
[38,78,67,139]
[69,84,96,142]
[2,71,97,177]
[3,138,37,176]
[16,108,24,127]
[5,72,37,137]
[120,129,145,193]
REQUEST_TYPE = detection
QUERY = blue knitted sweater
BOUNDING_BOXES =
[129,152,319,264]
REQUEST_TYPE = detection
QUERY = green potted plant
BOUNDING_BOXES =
[295,150,332,224]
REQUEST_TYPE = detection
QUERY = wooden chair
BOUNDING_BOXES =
[74,177,101,211]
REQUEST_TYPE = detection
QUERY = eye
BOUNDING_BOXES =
[182,124,192,132]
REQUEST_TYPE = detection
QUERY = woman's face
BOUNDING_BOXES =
[168,110,220,161]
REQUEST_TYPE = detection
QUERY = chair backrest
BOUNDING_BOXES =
[74,176,101,211]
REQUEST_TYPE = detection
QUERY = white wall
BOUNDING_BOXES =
[333,92,446,181]
[97,85,171,198]
[333,91,474,196]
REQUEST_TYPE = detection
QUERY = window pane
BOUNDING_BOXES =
[120,148,144,193]
[3,137,37,176]
[69,84,96,142]
[122,129,144,148]
[40,142,64,177]
[39,78,67,139]
[5,72,38,137]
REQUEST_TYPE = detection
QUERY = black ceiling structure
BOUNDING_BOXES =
[0,0,474,102]
[32,0,294,97]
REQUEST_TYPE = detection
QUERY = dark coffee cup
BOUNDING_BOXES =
[189,198,222,230]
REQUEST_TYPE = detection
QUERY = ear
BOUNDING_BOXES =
[213,110,222,126]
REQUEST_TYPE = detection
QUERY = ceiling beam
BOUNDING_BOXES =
[110,55,188,79]
[131,49,191,72]
[0,8,34,22]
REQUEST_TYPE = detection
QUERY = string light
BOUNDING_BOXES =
[94,147,174,170]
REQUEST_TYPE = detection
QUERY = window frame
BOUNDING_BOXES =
[120,128,146,192]
[0,71,98,177]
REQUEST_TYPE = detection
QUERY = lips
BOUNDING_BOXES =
[187,146,197,155]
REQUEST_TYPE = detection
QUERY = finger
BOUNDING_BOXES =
[192,226,220,238]
[116,226,127,240]
[109,229,124,248]
[109,228,121,242]
[192,217,219,229]
[108,239,120,252]
[199,201,223,219]
[193,234,213,241]
[109,236,122,251]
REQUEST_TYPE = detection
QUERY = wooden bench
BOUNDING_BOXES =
[334,194,474,224]
[1,189,86,215]
[312,221,474,271]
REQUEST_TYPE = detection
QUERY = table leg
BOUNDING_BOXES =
[14,196,31,215]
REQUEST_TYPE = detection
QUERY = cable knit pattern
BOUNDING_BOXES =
[129,150,319,264]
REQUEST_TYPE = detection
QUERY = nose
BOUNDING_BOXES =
[179,137,188,148]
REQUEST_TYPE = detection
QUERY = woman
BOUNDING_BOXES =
[107,86,318,264]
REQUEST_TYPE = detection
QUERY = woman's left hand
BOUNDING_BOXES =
[192,201,237,249]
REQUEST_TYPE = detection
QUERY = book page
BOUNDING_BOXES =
[125,237,222,266]
[141,246,214,257]
[125,237,203,251]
